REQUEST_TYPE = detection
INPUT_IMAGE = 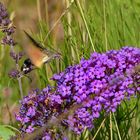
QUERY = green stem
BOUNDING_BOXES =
[37,0,42,21]
[3,125,20,133]
[113,113,122,140]
[75,0,95,52]
[103,0,108,51]
[17,77,23,99]
[66,0,76,61]
[43,0,74,43]
[110,112,113,140]
[92,118,106,140]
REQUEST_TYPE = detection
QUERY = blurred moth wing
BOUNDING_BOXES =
[23,42,48,68]
[23,31,58,68]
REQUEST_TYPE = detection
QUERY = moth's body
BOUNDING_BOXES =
[21,58,33,74]
[21,31,60,74]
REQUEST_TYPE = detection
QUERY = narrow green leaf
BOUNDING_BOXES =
[0,125,15,140]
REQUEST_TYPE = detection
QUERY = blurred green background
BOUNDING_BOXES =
[0,0,140,139]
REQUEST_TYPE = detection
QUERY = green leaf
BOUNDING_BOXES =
[0,125,15,140]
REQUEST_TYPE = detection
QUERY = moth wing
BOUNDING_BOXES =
[24,31,44,50]
[23,31,49,68]
[23,43,49,68]
[23,31,61,68]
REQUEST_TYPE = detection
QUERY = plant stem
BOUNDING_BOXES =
[18,77,23,99]
[37,0,42,21]
[92,118,106,140]
[4,125,21,133]
[113,113,122,140]
[110,112,113,140]
[10,45,24,99]
[66,0,76,61]
[43,0,74,43]
[103,0,108,51]
[75,0,95,52]
[45,0,49,24]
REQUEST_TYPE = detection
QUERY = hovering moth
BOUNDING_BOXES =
[21,31,60,74]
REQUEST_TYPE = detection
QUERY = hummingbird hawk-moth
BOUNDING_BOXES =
[21,31,60,74]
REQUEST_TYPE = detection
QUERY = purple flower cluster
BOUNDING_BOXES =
[16,47,140,139]
[0,2,15,46]
[8,69,20,78]
[0,2,24,79]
